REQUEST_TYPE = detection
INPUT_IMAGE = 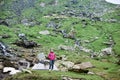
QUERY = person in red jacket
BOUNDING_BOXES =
[48,49,56,71]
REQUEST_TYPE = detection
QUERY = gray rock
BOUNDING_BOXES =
[39,30,50,35]
[101,47,112,55]
[58,45,74,51]
[72,62,93,69]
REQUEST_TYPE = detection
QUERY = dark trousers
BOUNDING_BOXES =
[49,60,55,70]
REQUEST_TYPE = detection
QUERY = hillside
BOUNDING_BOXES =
[0,0,120,80]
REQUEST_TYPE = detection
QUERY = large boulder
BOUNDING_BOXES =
[69,62,93,73]
[55,60,74,71]
[61,61,74,69]
[76,62,93,69]
[72,62,93,70]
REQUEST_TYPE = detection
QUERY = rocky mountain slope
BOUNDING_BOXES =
[0,0,120,80]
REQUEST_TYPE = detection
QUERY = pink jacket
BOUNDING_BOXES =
[48,51,56,60]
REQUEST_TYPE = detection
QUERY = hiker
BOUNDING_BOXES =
[48,49,56,71]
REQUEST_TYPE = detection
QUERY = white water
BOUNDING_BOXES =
[105,0,120,4]
[32,63,58,70]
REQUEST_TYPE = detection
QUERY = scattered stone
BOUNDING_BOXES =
[39,2,45,7]
[0,19,9,26]
[101,47,112,55]
[39,30,50,35]
[58,45,74,51]
[21,19,36,26]
[1,34,11,39]
[18,33,27,40]
[88,71,95,75]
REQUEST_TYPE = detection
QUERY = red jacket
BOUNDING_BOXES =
[48,51,56,60]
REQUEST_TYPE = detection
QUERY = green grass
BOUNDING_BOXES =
[5,70,104,80]
[1,0,120,80]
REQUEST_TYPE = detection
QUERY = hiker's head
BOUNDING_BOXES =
[50,48,54,52]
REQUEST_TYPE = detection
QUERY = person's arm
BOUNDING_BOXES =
[48,53,50,59]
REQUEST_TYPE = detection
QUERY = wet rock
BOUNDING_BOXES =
[0,42,15,57]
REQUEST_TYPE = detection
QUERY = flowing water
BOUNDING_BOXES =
[0,42,13,57]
